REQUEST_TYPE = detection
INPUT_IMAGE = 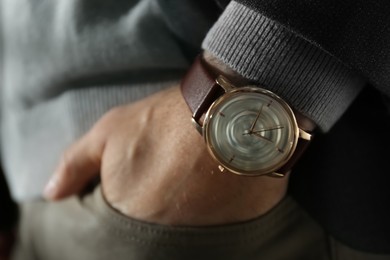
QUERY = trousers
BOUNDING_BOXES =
[12,186,390,260]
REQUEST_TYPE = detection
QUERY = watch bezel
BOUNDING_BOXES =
[202,86,300,176]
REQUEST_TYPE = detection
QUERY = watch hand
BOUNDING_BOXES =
[253,126,284,133]
[249,105,264,133]
[251,132,274,144]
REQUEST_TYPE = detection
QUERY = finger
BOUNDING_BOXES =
[43,132,105,201]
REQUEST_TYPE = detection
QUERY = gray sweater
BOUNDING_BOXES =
[1,0,190,200]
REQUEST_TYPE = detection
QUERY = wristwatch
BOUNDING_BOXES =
[180,56,312,177]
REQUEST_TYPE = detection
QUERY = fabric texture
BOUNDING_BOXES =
[290,87,390,254]
[13,187,390,260]
[200,1,390,253]
[12,187,331,260]
[202,1,366,131]
[236,0,390,97]
[0,0,215,201]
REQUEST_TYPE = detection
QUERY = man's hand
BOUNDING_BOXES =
[43,85,288,226]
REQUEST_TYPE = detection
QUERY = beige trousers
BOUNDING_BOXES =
[12,187,390,260]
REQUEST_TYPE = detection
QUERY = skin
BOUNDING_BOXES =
[42,54,315,226]
[43,87,289,226]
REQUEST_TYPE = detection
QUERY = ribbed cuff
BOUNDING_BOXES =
[202,1,366,132]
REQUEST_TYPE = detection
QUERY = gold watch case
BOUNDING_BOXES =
[192,76,311,177]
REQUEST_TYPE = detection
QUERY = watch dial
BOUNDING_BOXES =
[204,87,297,175]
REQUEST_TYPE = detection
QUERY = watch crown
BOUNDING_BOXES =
[218,165,225,173]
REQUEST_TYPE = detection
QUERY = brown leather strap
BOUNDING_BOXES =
[181,56,224,123]
[277,136,311,175]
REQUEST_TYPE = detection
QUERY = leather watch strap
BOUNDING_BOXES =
[181,56,224,123]
[277,134,311,175]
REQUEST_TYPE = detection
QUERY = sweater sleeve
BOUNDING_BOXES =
[202,1,367,132]
[235,0,390,97]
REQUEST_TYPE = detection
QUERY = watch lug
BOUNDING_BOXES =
[216,75,235,92]
[299,128,312,141]
[191,117,203,135]
[218,165,225,172]
[267,172,287,178]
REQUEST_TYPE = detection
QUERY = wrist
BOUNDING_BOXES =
[164,82,290,225]
[154,86,289,224]
[105,86,288,226]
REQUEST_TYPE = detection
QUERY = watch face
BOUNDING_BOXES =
[204,87,298,176]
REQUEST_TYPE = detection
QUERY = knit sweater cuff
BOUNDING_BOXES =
[202,1,366,132]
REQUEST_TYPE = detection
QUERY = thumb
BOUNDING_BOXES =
[43,132,105,201]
